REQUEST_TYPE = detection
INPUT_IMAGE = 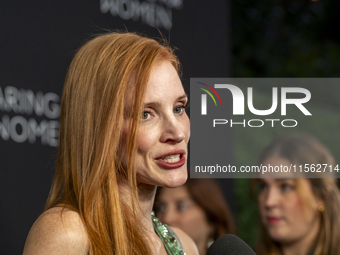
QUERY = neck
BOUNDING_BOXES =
[281,217,320,255]
[197,240,208,255]
[118,180,167,254]
[139,183,158,231]
[119,181,157,233]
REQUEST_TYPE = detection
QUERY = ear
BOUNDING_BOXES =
[313,195,325,212]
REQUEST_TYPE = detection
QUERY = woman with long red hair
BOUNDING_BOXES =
[23,32,197,255]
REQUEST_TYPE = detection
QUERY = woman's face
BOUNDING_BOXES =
[258,157,321,245]
[124,60,190,188]
[156,186,213,246]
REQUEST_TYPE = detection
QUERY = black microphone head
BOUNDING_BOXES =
[206,234,256,255]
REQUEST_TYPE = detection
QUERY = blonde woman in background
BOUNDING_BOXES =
[254,133,340,255]
[23,32,198,255]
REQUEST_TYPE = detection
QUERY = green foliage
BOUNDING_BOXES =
[232,1,340,77]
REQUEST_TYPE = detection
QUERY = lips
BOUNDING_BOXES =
[267,217,281,224]
[155,150,186,169]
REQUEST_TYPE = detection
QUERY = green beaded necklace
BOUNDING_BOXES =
[151,211,186,255]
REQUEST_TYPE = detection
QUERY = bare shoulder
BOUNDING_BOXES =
[23,206,89,255]
[171,227,199,255]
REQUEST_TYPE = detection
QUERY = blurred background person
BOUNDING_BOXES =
[253,133,340,255]
[154,178,235,255]
[231,1,340,247]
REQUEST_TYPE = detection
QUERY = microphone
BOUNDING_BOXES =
[206,234,256,255]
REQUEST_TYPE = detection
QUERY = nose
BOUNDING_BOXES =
[160,115,187,144]
[264,187,280,209]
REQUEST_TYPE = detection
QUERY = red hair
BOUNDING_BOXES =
[45,32,179,255]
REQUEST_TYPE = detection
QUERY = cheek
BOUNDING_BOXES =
[136,128,158,154]
[287,197,317,226]
[286,196,304,219]
[182,208,208,232]
[184,116,190,140]
[258,196,267,218]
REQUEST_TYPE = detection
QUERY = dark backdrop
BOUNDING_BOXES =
[0,1,232,254]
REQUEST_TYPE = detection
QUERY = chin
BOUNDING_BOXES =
[161,168,188,188]
[268,229,290,243]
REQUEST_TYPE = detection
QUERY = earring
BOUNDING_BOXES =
[318,205,325,212]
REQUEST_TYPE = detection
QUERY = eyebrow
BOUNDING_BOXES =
[177,94,188,101]
[143,93,188,108]
[274,178,293,183]
[175,198,193,203]
[258,178,292,184]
